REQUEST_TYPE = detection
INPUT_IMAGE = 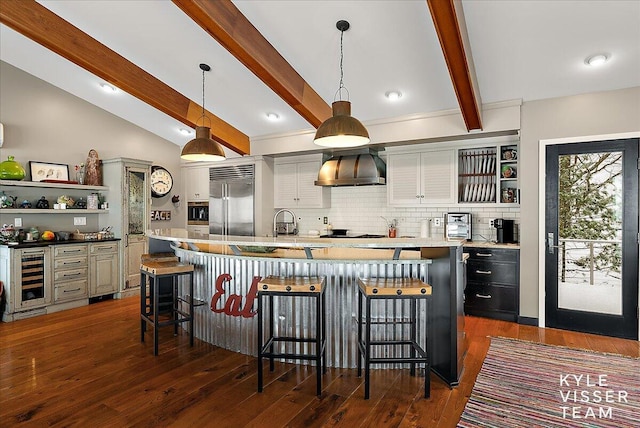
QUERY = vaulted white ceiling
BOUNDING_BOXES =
[1,0,638,155]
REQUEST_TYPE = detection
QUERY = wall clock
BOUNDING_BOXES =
[150,165,173,198]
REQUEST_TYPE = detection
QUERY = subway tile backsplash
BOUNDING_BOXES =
[291,185,520,242]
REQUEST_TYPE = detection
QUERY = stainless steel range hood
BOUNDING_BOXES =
[314,149,386,186]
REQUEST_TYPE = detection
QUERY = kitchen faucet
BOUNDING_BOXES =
[273,209,297,237]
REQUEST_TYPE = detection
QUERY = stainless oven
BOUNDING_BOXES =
[187,201,209,225]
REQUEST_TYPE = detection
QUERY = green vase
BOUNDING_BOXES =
[0,156,26,180]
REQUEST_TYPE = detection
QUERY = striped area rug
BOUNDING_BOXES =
[458,337,640,428]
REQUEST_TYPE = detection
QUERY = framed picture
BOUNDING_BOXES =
[29,161,70,182]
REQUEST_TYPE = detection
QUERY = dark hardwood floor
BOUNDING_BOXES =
[1,297,638,427]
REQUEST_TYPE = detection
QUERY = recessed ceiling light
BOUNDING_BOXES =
[266,112,280,121]
[99,82,117,93]
[179,128,193,136]
[385,90,402,101]
[585,54,609,67]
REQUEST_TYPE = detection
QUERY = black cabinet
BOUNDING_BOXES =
[464,247,519,322]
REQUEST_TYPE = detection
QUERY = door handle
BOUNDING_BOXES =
[547,232,562,254]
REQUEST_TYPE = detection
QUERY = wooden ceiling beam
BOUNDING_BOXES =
[427,0,483,131]
[0,0,250,155]
[172,0,332,128]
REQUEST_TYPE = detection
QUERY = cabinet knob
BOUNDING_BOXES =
[416,195,420,199]
[420,195,424,198]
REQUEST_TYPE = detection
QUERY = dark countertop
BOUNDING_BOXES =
[1,238,120,249]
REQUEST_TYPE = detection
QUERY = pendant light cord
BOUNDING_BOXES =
[202,67,206,117]
[198,64,211,127]
[335,27,350,102]
[339,29,345,92]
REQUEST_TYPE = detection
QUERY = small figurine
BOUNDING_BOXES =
[35,196,50,209]
[20,200,32,209]
[84,149,102,186]
[1,193,17,208]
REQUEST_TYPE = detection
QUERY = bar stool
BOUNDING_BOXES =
[357,277,432,399]
[140,255,194,356]
[140,253,178,315]
[256,276,326,396]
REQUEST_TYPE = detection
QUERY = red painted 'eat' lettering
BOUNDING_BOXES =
[210,274,260,318]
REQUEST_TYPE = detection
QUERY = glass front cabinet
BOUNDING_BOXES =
[102,158,151,296]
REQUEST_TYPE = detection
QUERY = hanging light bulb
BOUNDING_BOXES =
[314,20,369,148]
[181,63,226,161]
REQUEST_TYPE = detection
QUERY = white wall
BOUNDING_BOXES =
[0,61,184,232]
[520,87,640,319]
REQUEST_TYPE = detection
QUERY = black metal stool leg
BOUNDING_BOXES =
[315,291,322,396]
[140,271,146,342]
[189,272,194,347]
[257,291,264,393]
[424,297,431,399]
[357,288,363,377]
[153,272,159,356]
[173,275,179,336]
[364,296,372,400]
[268,294,274,372]
[410,298,417,376]
[321,288,327,374]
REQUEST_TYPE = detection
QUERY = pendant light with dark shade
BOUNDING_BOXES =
[181,63,226,161]
[314,20,370,148]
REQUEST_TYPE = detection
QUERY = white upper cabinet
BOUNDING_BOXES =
[184,166,209,201]
[388,150,456,206]
[274,156,330,208]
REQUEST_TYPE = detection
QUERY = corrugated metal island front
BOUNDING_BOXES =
[148,231,466,387]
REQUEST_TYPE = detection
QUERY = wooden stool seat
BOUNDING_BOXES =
[140,255,195,356]
[358,278,432,296]
[257,276,327,396]
[257,276,324,293]
[357,277,432,400]
[140,260,194,275]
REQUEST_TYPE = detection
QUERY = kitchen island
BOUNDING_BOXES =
[149,229,466,387]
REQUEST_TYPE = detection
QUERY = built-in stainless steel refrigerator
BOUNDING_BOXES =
[209,164,255,236]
